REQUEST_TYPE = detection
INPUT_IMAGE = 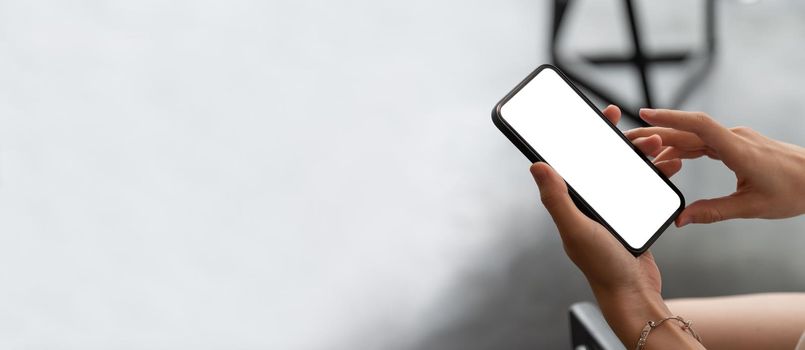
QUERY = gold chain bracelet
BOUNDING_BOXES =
[635,315,702,350]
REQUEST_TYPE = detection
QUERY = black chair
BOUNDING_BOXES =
[569,302,626,350]
[550,0,717,124]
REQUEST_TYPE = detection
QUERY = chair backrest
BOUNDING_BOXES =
[569,302,625,350]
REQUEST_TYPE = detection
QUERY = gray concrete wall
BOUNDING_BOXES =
[0,0,803,349]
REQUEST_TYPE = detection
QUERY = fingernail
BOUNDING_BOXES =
[640,108,656,119]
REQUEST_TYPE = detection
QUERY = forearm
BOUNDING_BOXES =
[667,293,805,350]
[593,287,705,350]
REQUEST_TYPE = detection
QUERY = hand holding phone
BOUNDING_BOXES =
[526,105,670,274]
[529,141,704,350]
[514,95,703,349]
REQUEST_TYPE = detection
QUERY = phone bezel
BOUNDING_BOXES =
[491,64,685,256]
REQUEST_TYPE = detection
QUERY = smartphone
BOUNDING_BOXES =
[492,64,684,255]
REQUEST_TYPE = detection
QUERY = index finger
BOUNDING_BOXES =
[625,126,706,150]
[639,109,737,152]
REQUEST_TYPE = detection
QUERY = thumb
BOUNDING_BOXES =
[530,162,587,232]
[676,195,749,227]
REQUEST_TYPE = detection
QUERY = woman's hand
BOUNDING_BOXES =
[533,105,670,297]
[531,106,703,349]
[533,105,672,294]
[625,108,805,226]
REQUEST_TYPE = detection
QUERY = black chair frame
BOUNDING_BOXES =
[550,0,717,125]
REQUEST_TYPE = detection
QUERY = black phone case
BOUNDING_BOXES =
[491,64,685,256]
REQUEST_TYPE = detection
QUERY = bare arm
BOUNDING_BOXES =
[667,293,805,350]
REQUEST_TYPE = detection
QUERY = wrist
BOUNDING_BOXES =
[593,288,703,349]
[593,286,668,338]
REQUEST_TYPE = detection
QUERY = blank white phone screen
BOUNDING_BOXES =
[500,68,681,249]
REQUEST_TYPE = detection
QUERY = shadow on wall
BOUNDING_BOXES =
[408,214,805,349]
[410,217,593,350]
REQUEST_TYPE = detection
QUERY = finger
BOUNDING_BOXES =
[530,162,589,233]
[625,127,705,150]
[602,105,621,125]
[639,109,737,153]
[676,195,752,227]
[624,127,667,140]
[654,146,716,162]
[654,158,682,178]
[654,147,683,162]
[632,135,663,157]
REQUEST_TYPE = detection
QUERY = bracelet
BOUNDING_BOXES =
[635,315,702,350]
